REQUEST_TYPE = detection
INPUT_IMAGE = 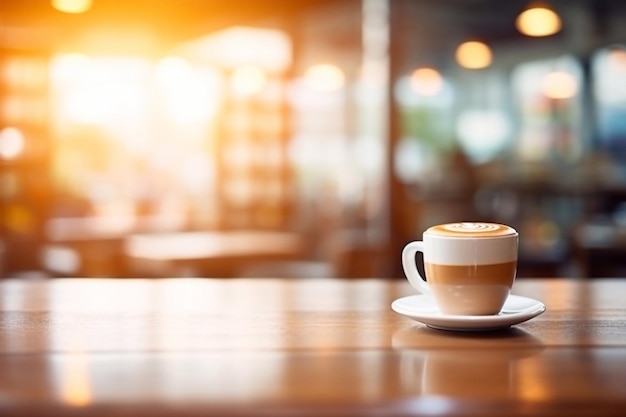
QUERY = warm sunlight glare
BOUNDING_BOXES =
[516,6,562,37]
[0,127,25,160]
[409,67,443,96]
[542,71,578,99]
[50,53,95,124]
[304,64,346,92]
[52,0,92,14]
[455,41,493,69]
[155,56,191,90]
[231,65,267,96]
[50,53,91,82]
[51,54,150,126]
[156,56,222,124]
[184,27,292,73]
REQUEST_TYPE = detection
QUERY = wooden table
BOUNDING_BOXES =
[0,277,625,416]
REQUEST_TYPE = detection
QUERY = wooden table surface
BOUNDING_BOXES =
[0,277,625,416]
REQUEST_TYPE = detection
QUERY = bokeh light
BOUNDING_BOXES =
[231,65,267,96]
[303,64,346,92]
[0,127,25,160]
[409,67,444,96]
[516,6,562,37]
[607,48,626,72]
[542,71,578,99]
[455,41,493,69]
[52,0,92,14]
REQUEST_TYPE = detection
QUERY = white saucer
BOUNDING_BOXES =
[391,294,546,332]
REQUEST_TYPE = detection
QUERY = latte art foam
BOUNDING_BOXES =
[426,222,517,238]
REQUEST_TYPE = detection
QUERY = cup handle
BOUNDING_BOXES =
[401,241,431,294]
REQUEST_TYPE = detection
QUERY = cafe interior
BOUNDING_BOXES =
[1,0,626,281]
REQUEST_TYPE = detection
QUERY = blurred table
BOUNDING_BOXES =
[124,231,306,277]
[43,215,188,277]
[1,277,625,416]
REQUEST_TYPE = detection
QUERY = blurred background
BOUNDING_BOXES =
[1,0,625,279]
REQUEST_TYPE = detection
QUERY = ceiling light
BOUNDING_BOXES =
[516,4,562,37]
[52,0,92,14]
[455,41,493,69]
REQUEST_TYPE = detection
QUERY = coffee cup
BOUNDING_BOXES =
[401,222,518,315]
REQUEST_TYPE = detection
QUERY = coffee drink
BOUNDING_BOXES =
[425,261,517,315]
[402,222,518,315]
[427,222,516,238]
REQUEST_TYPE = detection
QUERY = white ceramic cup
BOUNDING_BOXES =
[402,222,519,315]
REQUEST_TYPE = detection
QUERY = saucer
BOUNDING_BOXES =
[391,294,546,332]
